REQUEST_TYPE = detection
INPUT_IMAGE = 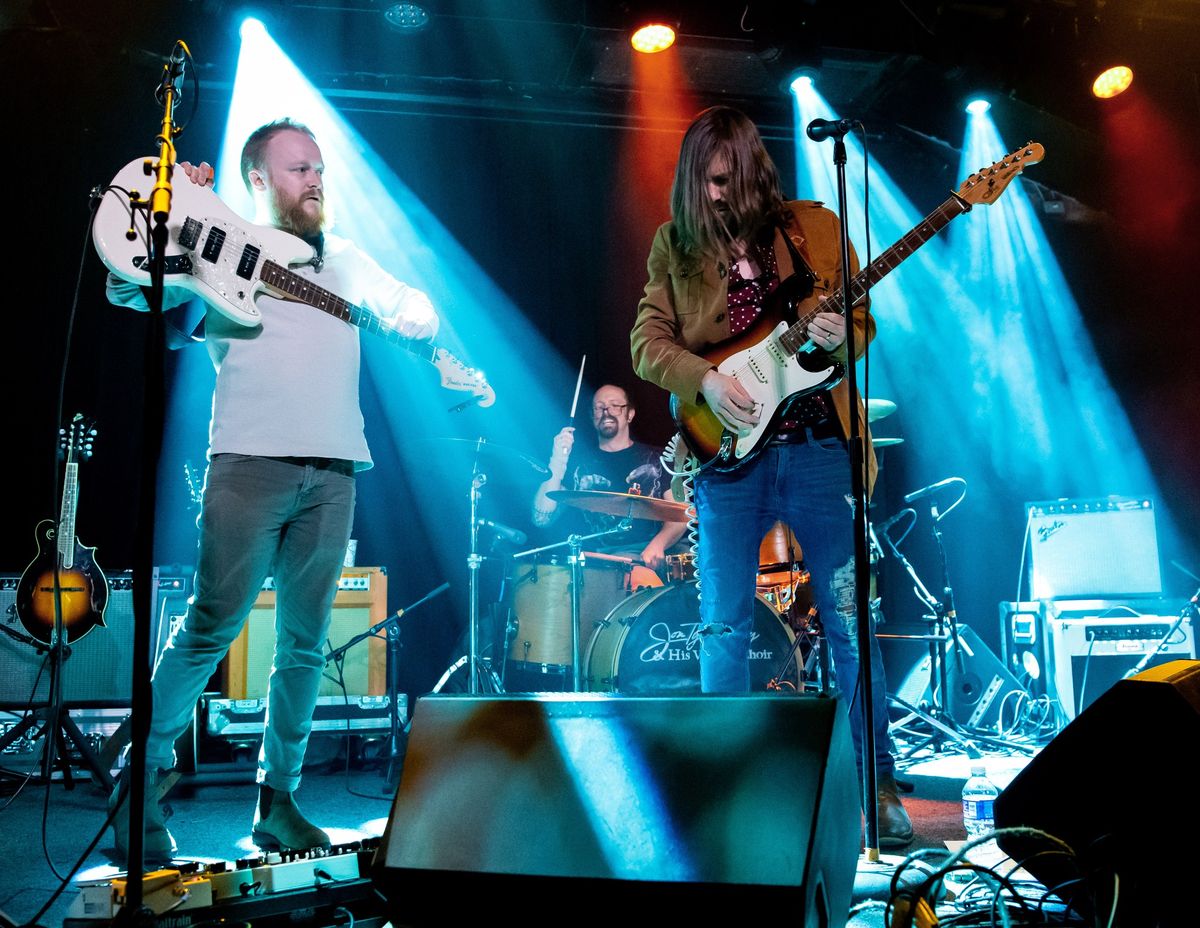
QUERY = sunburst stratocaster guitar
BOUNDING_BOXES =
[16,415,110,646]
[92,157,494,408]
[672,142,1044,471]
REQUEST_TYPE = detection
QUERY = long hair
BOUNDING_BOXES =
[670,106,787,260]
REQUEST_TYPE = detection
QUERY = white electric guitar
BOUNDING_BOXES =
[93,157,494,408]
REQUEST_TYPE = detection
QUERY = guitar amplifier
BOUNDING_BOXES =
[1026,497,1162,599]
[0,569,192,707]
[1043,600,1195,720]
[223,567,387,699]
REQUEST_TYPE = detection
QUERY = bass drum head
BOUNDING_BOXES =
[584,583,797,695]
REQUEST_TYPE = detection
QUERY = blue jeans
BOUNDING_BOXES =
[694,437,894,776]
[147,454,356,791]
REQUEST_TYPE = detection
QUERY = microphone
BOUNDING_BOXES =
[478,518,527,546]
[157,41,188,103]
[806,117,857,142]
[903,477,964,504]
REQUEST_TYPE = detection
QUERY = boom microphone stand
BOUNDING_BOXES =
[807,117,881,856]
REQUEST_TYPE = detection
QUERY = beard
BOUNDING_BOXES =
[595,417,620,439]
[712,201,741,241]
[272,188,325,238]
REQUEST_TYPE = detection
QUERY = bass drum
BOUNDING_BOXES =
[583,583,798,695]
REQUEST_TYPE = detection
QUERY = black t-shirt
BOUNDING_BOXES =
[558,441,670,548]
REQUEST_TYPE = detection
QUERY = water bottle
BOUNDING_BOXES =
[961,765,999,839]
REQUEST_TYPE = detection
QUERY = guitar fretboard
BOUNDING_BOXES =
[259,260,436,364]
[777,194,971,357]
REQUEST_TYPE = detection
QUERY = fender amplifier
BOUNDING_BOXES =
[1026,497,1161,599]
[1043,600,1195,719]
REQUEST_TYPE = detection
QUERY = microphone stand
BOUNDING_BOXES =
[820,126,881,858]
[322,583,449,787]
[115,41,188,925]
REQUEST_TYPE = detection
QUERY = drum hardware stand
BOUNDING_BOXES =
[322,582,449,789]
[509,521,632,691]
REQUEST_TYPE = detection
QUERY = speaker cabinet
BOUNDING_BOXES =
[1026,497,1161,599]
[373,694,860,926]
[888,624,1026,732]
[995,660,1200,927]
[223,567,387,698]
[0,569,191,707]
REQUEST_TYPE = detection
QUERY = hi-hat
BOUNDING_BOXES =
[867,398,897,422]
[548,489,691,523]
[872,437,904,448]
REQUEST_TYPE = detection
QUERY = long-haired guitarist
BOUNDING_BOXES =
[105,118,439,863]
[630,105,911,846]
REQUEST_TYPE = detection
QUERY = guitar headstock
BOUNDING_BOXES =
[956,142,1045,208]
[59,413,98,463]
[432,348,496,408]
[184,460,204,509]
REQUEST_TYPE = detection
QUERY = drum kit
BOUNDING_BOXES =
[432,398,903,697]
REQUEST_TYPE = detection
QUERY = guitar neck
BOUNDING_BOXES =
[59,462,77,569]
[779,193,971,355]
[259,260,436,363]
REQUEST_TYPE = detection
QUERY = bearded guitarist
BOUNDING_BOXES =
[630,106,912,847]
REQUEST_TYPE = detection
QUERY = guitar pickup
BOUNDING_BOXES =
[201,226,226,264]
[132,255,194,275]
[237,244,261,280]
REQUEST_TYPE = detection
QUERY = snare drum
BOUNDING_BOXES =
[508,553,661,675]
[583,583,798,694]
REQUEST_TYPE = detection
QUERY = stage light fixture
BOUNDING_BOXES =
[965,98,991,116]
[631,22,676,54]
[1092,65,1133,99]
[384,3,430,33]
[787,69,818,94]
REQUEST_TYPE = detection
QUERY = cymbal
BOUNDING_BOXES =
[867,398,897,422]
[872,437,905,448]
[548,489,692,523]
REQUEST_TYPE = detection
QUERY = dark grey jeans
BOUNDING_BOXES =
[147,453,355,791]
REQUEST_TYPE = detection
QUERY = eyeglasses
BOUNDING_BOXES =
[592,403,628,415]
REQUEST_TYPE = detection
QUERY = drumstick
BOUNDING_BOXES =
[568,354,586,424]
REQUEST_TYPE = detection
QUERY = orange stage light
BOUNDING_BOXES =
[631,23,676,54]
[1092,65,1133,99]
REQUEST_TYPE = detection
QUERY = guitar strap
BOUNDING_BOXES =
[775,220,817,324]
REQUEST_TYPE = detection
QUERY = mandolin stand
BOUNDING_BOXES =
[0,572,113,789]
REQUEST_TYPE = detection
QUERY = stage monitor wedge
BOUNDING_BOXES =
[373,694,860,927]
[995,659,1200,928]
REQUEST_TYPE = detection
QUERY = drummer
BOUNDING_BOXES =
[532,384,686,571]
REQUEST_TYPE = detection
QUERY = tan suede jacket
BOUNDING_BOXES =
[630,200,878,492]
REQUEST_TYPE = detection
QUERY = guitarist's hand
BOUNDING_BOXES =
[389,315,436,341]
[179,161,215,187]
[807,307,846,352]
[701,370,759,436]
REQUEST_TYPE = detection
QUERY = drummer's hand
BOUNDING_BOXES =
[701,369,759,436]
[548,427,574,480]
[179,161,215,187]
[640,539,667,572]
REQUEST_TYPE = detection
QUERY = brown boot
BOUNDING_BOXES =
[877,772,914,849]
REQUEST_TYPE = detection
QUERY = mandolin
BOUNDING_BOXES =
[15,414,110,646]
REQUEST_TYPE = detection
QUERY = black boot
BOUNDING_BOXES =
[109,766,176,865]
[252,785,331,850]
[877,771,915,849]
